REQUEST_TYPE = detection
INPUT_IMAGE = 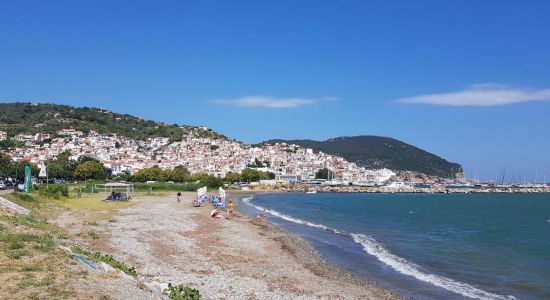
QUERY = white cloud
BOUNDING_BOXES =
[208,96,319,108]
[396,84,550,106]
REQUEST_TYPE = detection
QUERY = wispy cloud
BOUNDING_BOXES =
[208,96,323,108]
[396,84,550,106]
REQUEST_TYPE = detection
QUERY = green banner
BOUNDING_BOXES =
[24,165,32,193]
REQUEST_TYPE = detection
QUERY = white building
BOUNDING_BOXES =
[364,168,395,185]
[14,134,34,143]
[0,131,7,141]
[57,128,84,137]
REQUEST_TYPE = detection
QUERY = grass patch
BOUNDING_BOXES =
[59,194,133,211]
[88,231,100,240]
[0,214,51,231]
[70,246,137,277]
[35,184,69,199]
[163,283,201,300]
[4,191,134,212]
[6,248,30,259]
[7,240,25,250]
[0,232,56,258]
[22,264,42,272]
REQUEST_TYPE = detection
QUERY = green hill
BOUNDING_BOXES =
[261,136,462,178]
[0,102,227,141]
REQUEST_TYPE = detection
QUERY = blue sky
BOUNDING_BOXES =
[1,0,550,181]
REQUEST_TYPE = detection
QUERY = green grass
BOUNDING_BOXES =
[70,246,137,277]
[4,191,134,211]
[163,283,201,300]
[0,215,52,231]
[88,231,100,240]
[21,264,42,272]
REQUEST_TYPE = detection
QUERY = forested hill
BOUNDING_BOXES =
[261,136,462,178]
[0,102,227,141]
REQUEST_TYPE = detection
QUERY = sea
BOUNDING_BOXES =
[237,193,550,300]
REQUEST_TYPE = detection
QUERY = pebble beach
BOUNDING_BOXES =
[54,192,399,299]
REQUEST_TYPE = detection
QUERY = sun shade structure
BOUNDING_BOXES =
[95,183,134,199]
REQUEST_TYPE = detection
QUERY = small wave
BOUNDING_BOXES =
[351,234,516,300]
[242,197,343,234]
[242,196,516,300]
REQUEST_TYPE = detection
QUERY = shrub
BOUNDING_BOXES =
[163,283,201,300]
[36,184,69,199]
[70,246,137,277]
[13,192,34,202]
[88,231,100,240]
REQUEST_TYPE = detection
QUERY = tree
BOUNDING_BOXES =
[168,165,190,182]
[134,166,166,182]
[200,175,223,188]
[12,161,39,181]
[74,160,106,180]
[241,168,260,182]
[46,150,76,179]
[315,168,331,180]
[224,172,241,183]
[0,154,13,178]
[77,155,100,165]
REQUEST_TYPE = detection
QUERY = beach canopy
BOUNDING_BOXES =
[218,187,226,199]
[197,186,207,197]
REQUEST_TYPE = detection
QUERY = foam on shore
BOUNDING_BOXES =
[242,196,516,300]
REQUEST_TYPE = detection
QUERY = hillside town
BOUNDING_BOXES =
[0,128,398,185]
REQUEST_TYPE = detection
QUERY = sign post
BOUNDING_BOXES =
[23,165,32,193]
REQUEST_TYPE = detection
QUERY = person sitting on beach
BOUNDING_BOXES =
[210,208,222,219]
[227,200,235,218]
[192,198,200,207]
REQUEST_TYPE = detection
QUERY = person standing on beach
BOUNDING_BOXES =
[228,200,235,218]
[262,209,268,221]
[177,192,181,203]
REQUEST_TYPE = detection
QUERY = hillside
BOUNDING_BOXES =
[261,136,462,178]
[0,102,227,141]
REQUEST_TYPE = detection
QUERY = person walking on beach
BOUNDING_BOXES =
[177,192,181,203]
[228,200,235,218]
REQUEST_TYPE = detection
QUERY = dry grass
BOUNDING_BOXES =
[0,210,85,299]
[0,191,139,299]
[5,192,135,212]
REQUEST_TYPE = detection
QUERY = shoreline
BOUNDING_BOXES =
[239,185,550,194]
[52,192,400,299]
[230,191,402,297]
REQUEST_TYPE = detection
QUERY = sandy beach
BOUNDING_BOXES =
[50,192,399,299]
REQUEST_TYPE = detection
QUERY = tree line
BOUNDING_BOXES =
[0,150,275,188]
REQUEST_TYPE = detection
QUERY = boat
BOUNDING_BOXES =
[306,190,317,194]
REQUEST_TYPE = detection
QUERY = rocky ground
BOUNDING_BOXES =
[53,192,400,300]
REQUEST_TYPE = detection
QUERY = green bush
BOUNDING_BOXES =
[70,246,137,277]
[36,184,69,199]
[88,231,100,240]
[13,192,34,202]
[163,283,201,300]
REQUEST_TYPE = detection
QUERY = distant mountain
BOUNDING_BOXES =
[260,136,462,178]
[0,102,227,141]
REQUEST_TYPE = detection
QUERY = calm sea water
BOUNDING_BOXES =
[239,193,550,300]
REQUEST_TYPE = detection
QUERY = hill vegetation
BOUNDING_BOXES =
[261,136,462,178]
[0,102,226,141]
